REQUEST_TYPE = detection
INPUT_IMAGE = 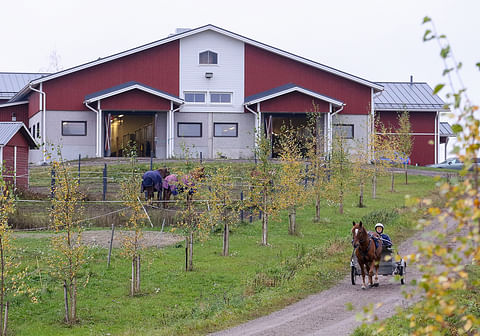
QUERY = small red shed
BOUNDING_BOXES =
[0,122,37,189]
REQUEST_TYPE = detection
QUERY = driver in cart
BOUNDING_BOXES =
[374,223,392,249]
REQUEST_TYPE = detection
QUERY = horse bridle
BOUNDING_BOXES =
[354,228,371,257]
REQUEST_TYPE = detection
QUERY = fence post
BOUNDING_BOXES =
[103,164,107,201]
[200,151,203,164]
[254,152,257,165]
[78,154,81,183]
[107,223,115,268]
[150,152,153,171]
[240,191,244,222]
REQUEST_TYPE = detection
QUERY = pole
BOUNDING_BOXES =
[50,169,55,199]
[107,224,115,268]
[78,154,81,183]
[200,151,203,163]
[150,153,153,171]
[103,164,107,201]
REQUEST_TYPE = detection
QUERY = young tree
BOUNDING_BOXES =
[0,171,15,335]
[304,106,332,222]
[247,130,281,246]
[49,154,86,324]
[396,110,414,184]
[329,135,353,214]
[119,142,146,295]
[203,165,237,256]
[278,123,308,235]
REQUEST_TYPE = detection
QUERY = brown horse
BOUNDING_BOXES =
[351,221,382,289]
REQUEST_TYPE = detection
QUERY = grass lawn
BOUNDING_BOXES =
[8,174,437,335]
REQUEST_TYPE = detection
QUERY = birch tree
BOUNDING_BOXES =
[203,166,237,256]
[278,124,308,235]
[0,171,15,335]
[119,142,146,295]
[49,155,86,324]
[396,110,414,184]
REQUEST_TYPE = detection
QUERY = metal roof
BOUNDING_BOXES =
[0,72,48,100]
[244,83,344,107]
[84,81,183,104]
[439,122,455,137]
[374,82,448,112]
[0,122,38,148]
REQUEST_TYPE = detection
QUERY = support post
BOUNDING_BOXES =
[78,154,81,183]
[240,191,244,222]
[103,164,107,201]
[107,224,115,268]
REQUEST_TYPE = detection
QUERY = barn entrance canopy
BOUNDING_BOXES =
[244,83,344,155]
[84,81,183,158]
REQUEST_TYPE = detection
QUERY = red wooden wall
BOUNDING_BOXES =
[259,91,330,113]
[2,132,30,189]
[245,44,372,115]
[377,111,436,165]
[0,104,29,125]
[101,89,171,111]
[43,40,179,112]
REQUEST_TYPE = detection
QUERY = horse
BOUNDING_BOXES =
[141,168,169,201]
[351,221,382,289]
[162,167,205,206]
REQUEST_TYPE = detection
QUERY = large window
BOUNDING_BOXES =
[62,121,87,136]
[210,92,232,104]
[214,123,238,137]
[178,122,202,137]
[199,50,218,65]
[184,92,206,103]
[333,124,354,139]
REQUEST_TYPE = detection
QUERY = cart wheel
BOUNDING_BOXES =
[351,266,356,285]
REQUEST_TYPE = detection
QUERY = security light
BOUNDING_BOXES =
[205,72,213,79]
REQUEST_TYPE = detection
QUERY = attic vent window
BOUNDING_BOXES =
[199,50,218,65]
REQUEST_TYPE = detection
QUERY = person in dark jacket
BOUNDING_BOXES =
[375,223,392,248]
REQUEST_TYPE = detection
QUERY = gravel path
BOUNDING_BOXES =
[14,230,184,248]
[211,217,462,336]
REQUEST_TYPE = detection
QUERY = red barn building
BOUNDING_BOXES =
[0,25,450,165]
[0,122,37,188]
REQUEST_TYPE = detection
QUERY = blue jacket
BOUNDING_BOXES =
[380,233,392,248]
[141,170,163,192]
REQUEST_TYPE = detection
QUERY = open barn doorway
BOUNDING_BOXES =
[107,112,155,157]
[264,113,324,158]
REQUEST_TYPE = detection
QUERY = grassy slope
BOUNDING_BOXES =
[9,174,436,335]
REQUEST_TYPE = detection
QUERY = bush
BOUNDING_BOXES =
[360,209,399,227]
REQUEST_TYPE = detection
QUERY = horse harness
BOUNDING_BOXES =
[355,233,373,260]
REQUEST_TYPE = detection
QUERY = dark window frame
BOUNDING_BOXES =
[62,121,87,136]
[36,122,40,138]
[199,50,218,65]
[214,122,238,137]
[333,124,354,139]
[177,122,203,138]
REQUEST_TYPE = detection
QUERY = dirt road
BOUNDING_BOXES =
[211,218,462,336]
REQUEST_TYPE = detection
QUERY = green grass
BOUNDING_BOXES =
[352,265,480,336]
[7,174,437,335]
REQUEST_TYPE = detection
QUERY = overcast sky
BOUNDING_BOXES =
[2,0,478,159]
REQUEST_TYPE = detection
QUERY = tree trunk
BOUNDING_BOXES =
[136,254,141,293]
[262,212,269,245]
[288,206,297,235]
[372,173,377,199]
[358,182,364,208]
[2,302,7,336]
[404,164,408,185]
[339,190,344,215]
[131,256,136,296]
[63,280,69,323]
[222,221,229,256]
[261,192,268,246]
[314,194,320,222]
[188,232,194,271]
[71,277,77,322]
[390,171,395,192]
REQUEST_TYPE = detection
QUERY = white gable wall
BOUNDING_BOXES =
[179,30,244,113]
